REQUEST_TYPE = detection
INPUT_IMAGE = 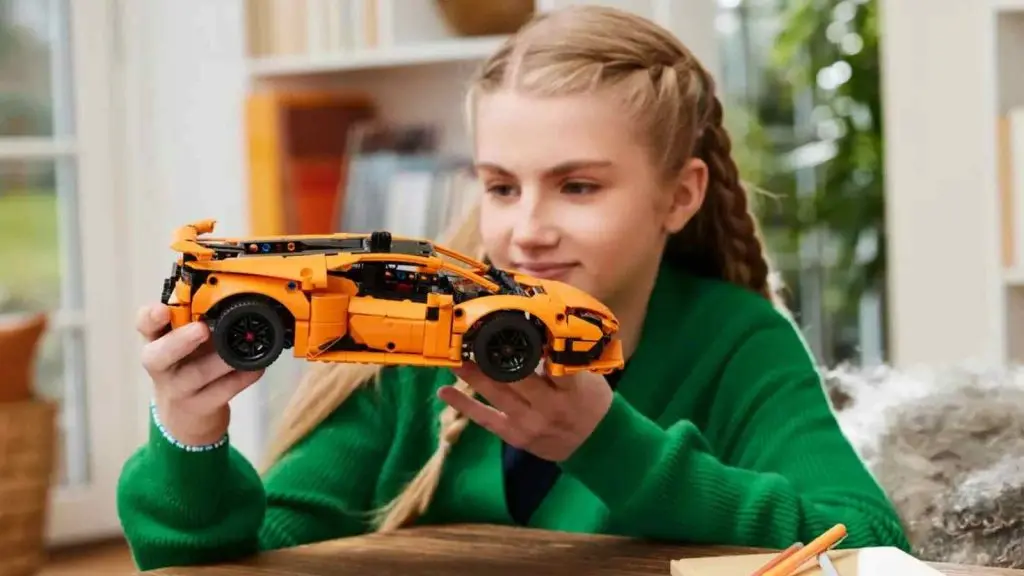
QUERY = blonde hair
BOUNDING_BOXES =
[261,5,779,532]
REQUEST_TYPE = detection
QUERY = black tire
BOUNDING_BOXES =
[471,312,544,383]
[212,298,286,371]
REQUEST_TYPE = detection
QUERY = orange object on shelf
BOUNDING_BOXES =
[289,159,345,236]
[998,115,1016,269]
[246,89,376,237]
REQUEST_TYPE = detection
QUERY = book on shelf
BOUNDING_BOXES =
[998,107,1024,270]
[247,0,380,57]
[339,121,479,242]
[245,88,377,236]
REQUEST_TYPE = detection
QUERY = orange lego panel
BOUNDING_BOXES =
[159,219,624,383]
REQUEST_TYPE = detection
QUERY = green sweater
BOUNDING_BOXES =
[116,264,909,570]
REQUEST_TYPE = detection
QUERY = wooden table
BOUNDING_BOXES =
[143,524,1023,576]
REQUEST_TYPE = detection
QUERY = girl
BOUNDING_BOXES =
[118,5,909,571]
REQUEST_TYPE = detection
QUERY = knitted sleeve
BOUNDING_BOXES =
[559,314,910,550]
[116,372,398,571]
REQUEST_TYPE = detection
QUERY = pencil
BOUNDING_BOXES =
[761,524,848,576]
[750,542,803,576]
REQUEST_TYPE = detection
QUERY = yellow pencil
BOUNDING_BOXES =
[762,524,847,576]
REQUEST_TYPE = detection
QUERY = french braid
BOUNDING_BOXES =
[373,380,471,531]
[664,66,777,302]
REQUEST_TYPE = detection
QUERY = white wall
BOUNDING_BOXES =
[879,0,1006,368]
[119,0,261,460]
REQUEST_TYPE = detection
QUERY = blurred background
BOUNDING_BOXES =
[0,0,1020,571]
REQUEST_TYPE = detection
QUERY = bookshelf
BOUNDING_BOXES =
[245,0,669,78]
[880,0,1024,367]
[248,34,508,77]
[241,1,702,147]
[238,0,721,237]
[246,0,671,67]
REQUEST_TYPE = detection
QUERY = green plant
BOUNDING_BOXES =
[725,0,884,362]
[771,0,885,328]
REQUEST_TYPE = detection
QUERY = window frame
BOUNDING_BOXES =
[49,0,134,545]
[0,0,137,545]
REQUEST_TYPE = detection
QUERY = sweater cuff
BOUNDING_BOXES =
[147,409,231,491]
[559,392,669,511]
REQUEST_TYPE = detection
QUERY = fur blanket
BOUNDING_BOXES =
[823,363,1024,568]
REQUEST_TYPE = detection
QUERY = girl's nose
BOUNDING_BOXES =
[511,218,560,250]
[510,193,559,250]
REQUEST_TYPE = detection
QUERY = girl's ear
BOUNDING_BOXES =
[664,157,708,234]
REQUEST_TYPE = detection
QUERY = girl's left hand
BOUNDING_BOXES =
[438,362,614,462]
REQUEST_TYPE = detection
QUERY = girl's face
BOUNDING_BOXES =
[472,89,706,309]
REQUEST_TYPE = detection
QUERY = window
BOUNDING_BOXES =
[715,0,886,367]
[0,0,124,544]
[338,261,439,302]
[440,266,494,300]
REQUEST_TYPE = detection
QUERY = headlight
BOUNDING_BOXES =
[567,308,603,326]
[567,308,618,335]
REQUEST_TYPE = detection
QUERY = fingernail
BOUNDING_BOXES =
[150,306,165,321]
[187,322,207,340]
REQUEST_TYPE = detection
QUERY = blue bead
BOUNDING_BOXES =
[150,400,228,452]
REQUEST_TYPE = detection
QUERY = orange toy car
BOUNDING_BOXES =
[159,219,624,382]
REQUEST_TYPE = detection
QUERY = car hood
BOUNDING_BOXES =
[516,275,615,318]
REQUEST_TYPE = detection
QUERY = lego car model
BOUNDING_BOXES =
[159,219,624,382]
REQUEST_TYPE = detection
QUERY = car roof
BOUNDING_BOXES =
[172,220,490,276]
[192,235,436,258]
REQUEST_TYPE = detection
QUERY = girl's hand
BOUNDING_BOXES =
[438,362,614,462]
[137,304,263,446]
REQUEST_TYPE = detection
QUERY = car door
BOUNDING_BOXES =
[423,290,457,360]
[346,260,431,355]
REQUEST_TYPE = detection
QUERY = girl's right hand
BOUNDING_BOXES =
[137,304,264,447]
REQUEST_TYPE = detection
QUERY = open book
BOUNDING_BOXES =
[670,547,944,576]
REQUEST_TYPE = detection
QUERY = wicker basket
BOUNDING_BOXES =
[434,0,535,36]
[0,400,57,576]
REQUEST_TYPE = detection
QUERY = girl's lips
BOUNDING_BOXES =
[514,262,578,280]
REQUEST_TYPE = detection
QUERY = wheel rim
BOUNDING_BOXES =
[226,313,275,361]
[484,327,531,374]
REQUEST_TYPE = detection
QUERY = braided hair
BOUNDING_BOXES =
[470,6,778,301]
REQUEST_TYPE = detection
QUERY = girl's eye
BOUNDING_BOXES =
[561,181,600,195]
[485,183,517,197]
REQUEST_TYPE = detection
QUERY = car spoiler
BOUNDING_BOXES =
[170,219,218,258]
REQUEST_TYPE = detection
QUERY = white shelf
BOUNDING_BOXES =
[248,35,507,78]
[1008,268,1024,286]
[997,0,1024,13]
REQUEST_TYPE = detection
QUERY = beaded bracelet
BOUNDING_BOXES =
[150,400,228,453]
